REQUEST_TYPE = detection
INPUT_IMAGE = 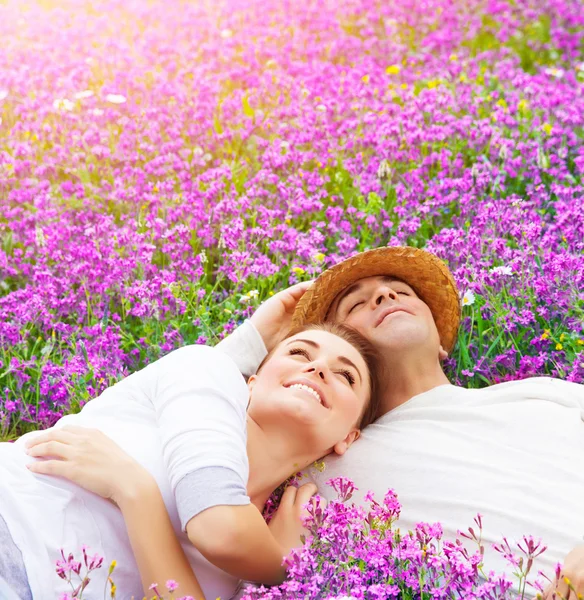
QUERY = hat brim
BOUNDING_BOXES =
[291,246,461,353]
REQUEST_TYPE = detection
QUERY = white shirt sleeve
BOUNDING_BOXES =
[215,319,268,378]
[147,345,251,529]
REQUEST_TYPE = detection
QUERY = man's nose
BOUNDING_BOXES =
[373,285,398,306]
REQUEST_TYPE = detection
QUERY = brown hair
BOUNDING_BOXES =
[257,322,383,430]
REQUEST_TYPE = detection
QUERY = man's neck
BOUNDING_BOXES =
[245,416,317,511]
[379,356,451,414]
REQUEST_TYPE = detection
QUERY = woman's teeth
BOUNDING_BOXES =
[288,383,322,404]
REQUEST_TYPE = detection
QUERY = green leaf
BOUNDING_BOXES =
[242,94,254,119]
[213,114,223,135]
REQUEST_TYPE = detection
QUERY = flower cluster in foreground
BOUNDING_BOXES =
[1,0,583,440]
[56,479,569,600]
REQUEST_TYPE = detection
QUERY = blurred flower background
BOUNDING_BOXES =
[0,0,583,440]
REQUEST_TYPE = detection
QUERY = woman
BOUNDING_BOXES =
[0,322,381,600]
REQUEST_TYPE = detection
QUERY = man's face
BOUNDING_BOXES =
[328,275,444,356]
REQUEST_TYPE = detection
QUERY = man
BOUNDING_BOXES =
[218,246,584,599]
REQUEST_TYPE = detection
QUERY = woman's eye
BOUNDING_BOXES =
[338,369,356,385]
[289,348,310,360]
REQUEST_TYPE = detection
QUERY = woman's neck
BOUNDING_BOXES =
[245,415,316,511]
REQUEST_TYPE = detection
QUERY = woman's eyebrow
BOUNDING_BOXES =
[337,356,362,383]
[286,338,319,348]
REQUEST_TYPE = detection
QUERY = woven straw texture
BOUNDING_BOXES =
[291,246,461,353]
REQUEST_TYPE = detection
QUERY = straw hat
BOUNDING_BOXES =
[291,246,461,353]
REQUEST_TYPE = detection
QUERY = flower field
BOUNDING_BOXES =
[0,0,583,441]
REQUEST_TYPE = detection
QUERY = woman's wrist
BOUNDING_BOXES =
[113,466,158,509]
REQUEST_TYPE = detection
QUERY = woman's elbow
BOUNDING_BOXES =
[186,506,245,563]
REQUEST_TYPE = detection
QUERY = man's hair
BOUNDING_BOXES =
[256,322,383,430]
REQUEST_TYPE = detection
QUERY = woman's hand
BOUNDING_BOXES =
[25,424,153,506]
[267,483,324,558]
[250,281,312,352]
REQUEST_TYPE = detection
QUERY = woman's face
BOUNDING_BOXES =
[247,329,370,457]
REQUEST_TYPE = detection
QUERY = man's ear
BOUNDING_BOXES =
[438,345,448,361]
[332,429,361,456]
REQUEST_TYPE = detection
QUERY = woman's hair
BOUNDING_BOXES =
[257,322,383,430]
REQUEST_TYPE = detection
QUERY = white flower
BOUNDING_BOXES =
[53,98,74,111]
[105,93,127,104]
[240,294,251,304]
[490,265,513,276]
[220,28,233,38]
[544,67,564,79]
[74,90,94,100]
[198,250,208,264]
[248,289,259,298]
[461,290,476,306]
[91,108,104,116]
[377,159,392,180]
[0,90,8,101]
[577,63,584,72]
[35,226,46,248]
[316,104,327,112]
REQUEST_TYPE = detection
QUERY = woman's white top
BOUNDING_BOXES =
[0,329,264,600]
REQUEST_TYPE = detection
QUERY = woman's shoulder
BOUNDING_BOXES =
[158,344,247,392]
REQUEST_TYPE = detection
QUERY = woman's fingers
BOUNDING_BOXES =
[26,440,73,459]
[279,484,298,509]
[26,459,71,477]
[295,483,318,507]
[24,427,77,448]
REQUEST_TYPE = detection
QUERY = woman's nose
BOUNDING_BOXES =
[306,365,326,380]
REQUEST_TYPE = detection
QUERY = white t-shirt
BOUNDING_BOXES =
[0,342,259,600]
[222,322,584,589]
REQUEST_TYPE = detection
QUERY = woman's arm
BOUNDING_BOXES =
[116,473,205,599]
[25,426,205,599]
[186,484,318,584]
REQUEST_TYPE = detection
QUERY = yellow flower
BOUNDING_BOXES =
[362,74,370,84]
[542,123,553,136]
[459,73,468,83]
[292,266,305,275]
[556,343,563,350]
[560,333,566,342]
[386,65,400,75]
[314,252,326,263]
[427,79,441,89]
[577,339,584,346]
[518,99,528,114]
[400,83,408,89]
[312,458,326,472]
[449,53,458,61]
[224,308,232,315]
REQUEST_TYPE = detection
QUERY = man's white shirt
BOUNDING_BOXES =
[220,321,584,586]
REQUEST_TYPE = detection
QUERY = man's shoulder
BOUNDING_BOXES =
[485,376,582,392]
